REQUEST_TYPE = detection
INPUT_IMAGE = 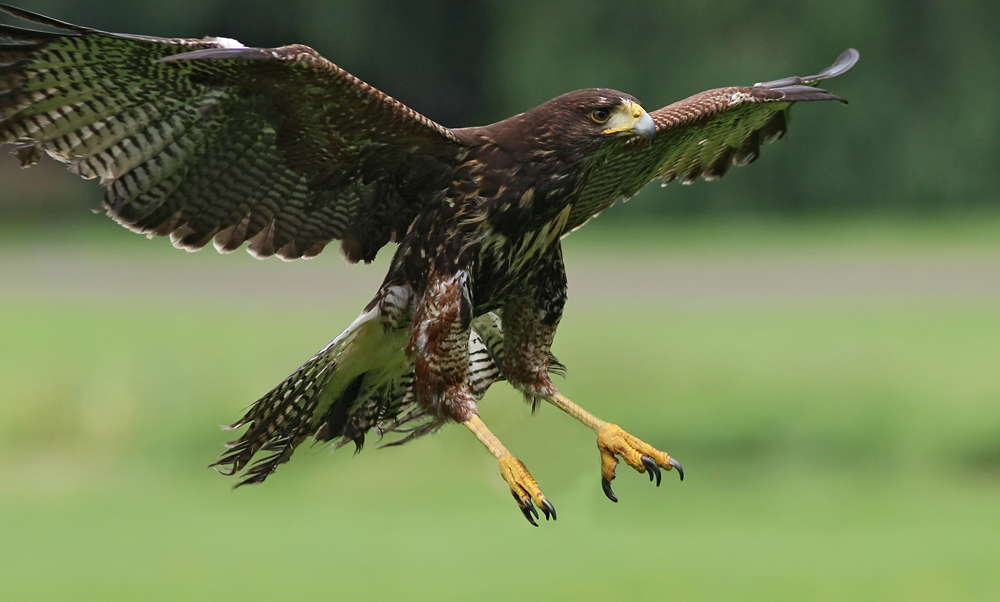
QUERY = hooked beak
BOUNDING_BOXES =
[603,102,656,142]
[632,110,656,142]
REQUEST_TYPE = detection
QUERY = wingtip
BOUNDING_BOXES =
[756,48,860,90]
[816,48,860,81]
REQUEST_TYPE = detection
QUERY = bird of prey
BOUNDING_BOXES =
[0,5,858,525]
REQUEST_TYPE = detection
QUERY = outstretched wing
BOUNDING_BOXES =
[0,5,467,261]
[568,49,859,230]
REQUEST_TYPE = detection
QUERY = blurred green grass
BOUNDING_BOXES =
[2,216,999,601]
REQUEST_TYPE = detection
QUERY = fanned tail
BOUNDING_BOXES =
[212,309,565,485]
[212,307,412,486]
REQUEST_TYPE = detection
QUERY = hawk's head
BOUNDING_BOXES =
[459,88,655,164]
[541,88,656,146]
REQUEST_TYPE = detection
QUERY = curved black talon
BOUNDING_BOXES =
[601,477,618,503]
[540,498,557,521]
[519,502,539,527]
[514,493,540,526]
[668,457,685,481]
[641,455,662,486]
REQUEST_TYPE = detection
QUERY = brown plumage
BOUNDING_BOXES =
[0,5,858,524]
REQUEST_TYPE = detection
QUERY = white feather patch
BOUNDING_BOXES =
[208,37,246,49]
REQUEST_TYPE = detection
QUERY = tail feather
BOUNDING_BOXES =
[377,402,440,448]
[212,309,565,485]
[211,348,336,481]
[212,307,396,485]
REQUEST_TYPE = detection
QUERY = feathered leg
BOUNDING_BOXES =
[503,246,682,503]
[409,267,554,524]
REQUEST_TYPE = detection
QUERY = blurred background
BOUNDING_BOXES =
[1,1,998,601]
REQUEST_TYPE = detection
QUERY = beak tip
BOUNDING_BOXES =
[635,112,656,142]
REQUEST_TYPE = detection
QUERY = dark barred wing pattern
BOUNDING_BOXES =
[567,49,858,231]
[0,5,465,261]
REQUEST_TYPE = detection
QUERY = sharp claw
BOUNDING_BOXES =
[641,455,662,486]
[512,490,539,526]
[519,502,539,527]
[668,457,685,481]
[601,477,618,503]
[540,498,557,521]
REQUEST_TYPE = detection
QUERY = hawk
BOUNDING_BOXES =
[0,5,858,525]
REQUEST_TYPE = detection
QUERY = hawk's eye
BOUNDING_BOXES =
[589,108,611,124]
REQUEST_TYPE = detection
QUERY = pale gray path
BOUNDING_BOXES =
[2,244,999,306]
[566,255,1000,304]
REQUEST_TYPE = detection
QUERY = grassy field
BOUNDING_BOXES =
[1,216,999,601]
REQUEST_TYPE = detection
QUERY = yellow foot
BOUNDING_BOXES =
[498,452,556,526]
[596,423,684,502]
